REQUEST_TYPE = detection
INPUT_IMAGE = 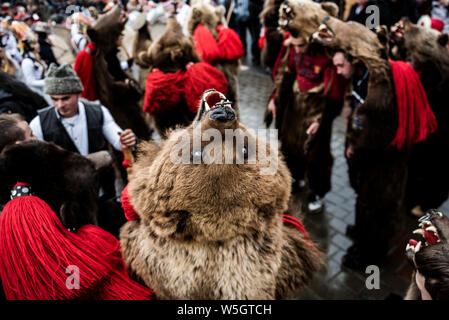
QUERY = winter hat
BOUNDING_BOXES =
[44,63,83,95]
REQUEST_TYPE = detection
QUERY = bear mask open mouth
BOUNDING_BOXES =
[278,3,295,29]
[196,89,234,123]
[312,23,336,43]
[406,210,443,254]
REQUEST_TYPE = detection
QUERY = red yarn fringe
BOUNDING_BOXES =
[143,63,228,115]
[184,62,228,113]
[389,59,438,149]
[193,24,221,64]
[216,25,244,61]
[0,196,152,300]
[143,69,185,115]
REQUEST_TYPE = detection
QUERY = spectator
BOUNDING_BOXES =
[376,0,419,28]
[21,37,48,98]
[0,27,25,81]
[347,0,376,27]
[29,64,137,199]
[431,0,449,33]
[33,21,58,66]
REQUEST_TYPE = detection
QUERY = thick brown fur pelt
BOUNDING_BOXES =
[0,140,99,231]
[120,98,323,299]
[265,40,339,197]
[132,22,153,91]
[140,19,201,74]
[87,6,152,140]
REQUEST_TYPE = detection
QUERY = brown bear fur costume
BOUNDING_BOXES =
[389,21,449,213]
[260,0,340,73]
[264,3,343,200]
[260,0,288,72]
[86,6,152,141]
[139,19,201,138]
[139,19,229,138]
[119,91,323,299]
[186,2,241,118]
[132,14,153,91]
[277,0,409,267]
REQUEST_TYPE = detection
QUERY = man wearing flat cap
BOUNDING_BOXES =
[29,63,137,199]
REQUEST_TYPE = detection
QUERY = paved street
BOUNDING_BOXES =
[237,61,449,300]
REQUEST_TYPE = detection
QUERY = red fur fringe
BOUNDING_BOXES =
[184,62,228,113]
[0,196,152,300]
[193,24,244,64]
[389,59,438,149]
[216,25,244,61]
[193,24,221,64]
[144,63,228,115]
[143,69,185,115]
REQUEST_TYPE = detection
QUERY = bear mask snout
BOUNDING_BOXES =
[209,106,235,122]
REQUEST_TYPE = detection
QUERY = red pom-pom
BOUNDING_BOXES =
[216,26,244,60]
[121,185,140,221]
[193,24,221,64]
[143,70,185,115]
[122,159,131,169]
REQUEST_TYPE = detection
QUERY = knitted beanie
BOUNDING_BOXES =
[44,63,83,95]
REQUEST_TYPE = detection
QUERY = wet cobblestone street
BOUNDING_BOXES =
[237,61,449,300]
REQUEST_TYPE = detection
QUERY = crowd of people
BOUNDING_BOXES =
[0,0,448,300]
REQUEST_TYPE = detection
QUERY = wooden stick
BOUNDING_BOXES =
[122,146,135,174]
[226,0,235,26]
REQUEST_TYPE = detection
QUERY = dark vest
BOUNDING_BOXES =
[38,101,107,154]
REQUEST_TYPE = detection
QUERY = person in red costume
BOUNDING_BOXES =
[265,34,346,214]
[73,42,98,101]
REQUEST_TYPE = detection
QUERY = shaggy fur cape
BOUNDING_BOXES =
[119,95,323,299]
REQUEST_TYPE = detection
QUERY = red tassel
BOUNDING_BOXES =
[389,59,438,149]
[184,62,228,113]
[193,24,221,64]
[0,195,152,300]
[121,185,140,221]
[258,28,266,50]
[216,25,244,61]
[143,69,185,115]
[282,214,311,241]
